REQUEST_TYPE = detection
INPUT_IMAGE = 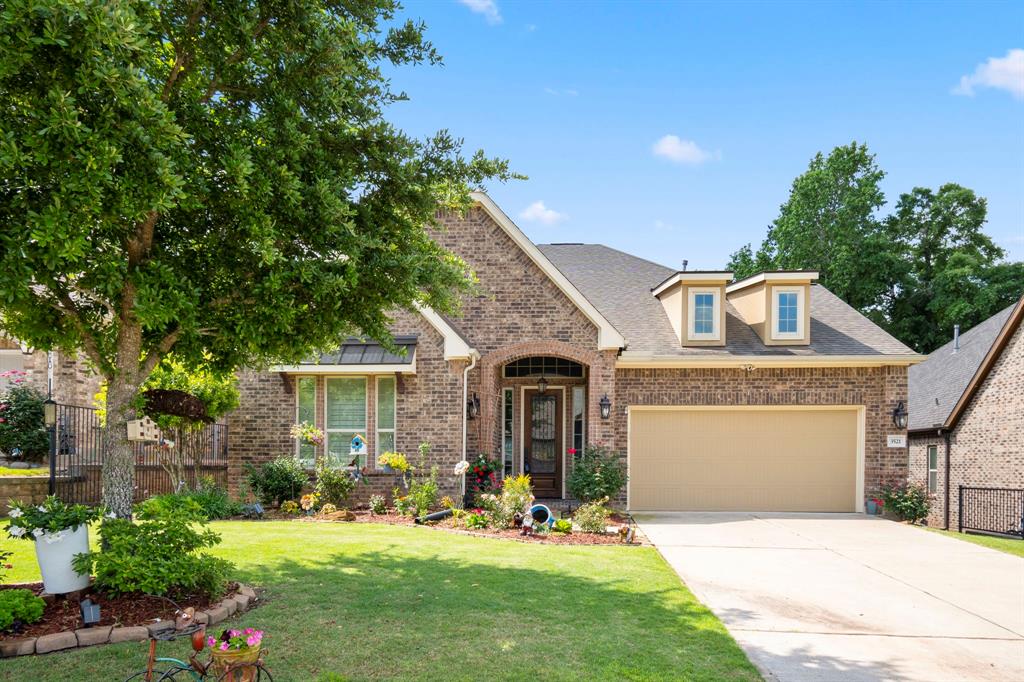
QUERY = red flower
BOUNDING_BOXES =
[567,448,577,455]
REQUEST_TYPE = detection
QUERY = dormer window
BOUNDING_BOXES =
[688,288,720,341]
[771,286,804,340]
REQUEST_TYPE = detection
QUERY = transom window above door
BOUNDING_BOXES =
[503,357,585,378]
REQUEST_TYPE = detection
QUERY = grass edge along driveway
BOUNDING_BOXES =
[925,526,1024,558]
[2,521,760,681]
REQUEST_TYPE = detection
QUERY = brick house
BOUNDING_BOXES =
[229,193,921,511]
[907,297,1024,531]
[0,338,100,408]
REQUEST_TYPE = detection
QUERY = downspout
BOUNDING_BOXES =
[943,430,952,530]
[461,351,479,499]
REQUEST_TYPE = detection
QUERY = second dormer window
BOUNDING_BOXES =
[688,288,720,340]
[772,286,804,339]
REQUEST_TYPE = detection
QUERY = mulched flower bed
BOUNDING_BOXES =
[0,582,235,641]
[291,509,646,545]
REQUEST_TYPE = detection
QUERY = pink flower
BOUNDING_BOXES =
[244,628,254,635]
[246,635,259,647]
[207,636,216,647]
[220,642,230,651]
[229,629,240,637]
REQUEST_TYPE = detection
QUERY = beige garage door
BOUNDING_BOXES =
[629,408,859,512]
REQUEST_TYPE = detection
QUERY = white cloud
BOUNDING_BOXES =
[544,87,579,96]
[520,201,567,225]
[652,134,714,164]
[653,219,673,231]
[458,0,502,25]
[952,49,1024,100]
[525,24,538,32]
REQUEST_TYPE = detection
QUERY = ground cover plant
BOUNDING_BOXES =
[2,522,758,681]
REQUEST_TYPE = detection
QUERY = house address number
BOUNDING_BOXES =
[886,434,907,448]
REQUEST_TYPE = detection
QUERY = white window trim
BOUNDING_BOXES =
[502,388,514,477]
[375,375,397,467]
[771,286,805,340]
[294,375,317,467]
[687,288,721,341]
[927,444,938,494]
[324,376,368,468]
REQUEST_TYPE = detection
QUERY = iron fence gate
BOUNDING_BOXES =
[50,403,229,506]
[958,486,1024,539]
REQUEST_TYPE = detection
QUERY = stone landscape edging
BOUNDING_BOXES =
[0,583,260,658]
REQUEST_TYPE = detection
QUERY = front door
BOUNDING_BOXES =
[524,389,563,498]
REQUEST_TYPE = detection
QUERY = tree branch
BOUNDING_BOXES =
[200,16,272,105]
[141,325,182,378]
[49,289,112,378]
[161,2,206,102]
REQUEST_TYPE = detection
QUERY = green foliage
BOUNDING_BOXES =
[880,483,931,524]
[245,457,309,507]
[567,446,627,503]
[0,0,516,516]
[552,519,573,534]
[377,451,412,474]
[0,588,45,632]
[392,489,414,517]
[368,494,387,515]
[280,500,301,515]
[6,496,102,540]
[74,503,232,598]
[500,474,535,516]
[882,184,1022,352]
[0,548,12,581]
[468,453,499,493]
[0,380,49,462]
[137,483,241,522]
[407,467,440,517]
[463,511,489,529]
[574,498,611,534]
[314,461,356,508]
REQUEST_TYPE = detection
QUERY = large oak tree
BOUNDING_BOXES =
[0,1,515,515]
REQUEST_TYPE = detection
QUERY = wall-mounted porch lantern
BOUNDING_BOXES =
[536,376,549,394]
[466,393,480,420]
[599,394,612,420]
[891,401,908,429]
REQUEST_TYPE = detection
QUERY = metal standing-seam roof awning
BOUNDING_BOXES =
[271,336,418,374]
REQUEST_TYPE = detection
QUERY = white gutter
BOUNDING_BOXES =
[461,350,480,499]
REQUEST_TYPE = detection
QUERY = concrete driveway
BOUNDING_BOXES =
[635,513,1024,682]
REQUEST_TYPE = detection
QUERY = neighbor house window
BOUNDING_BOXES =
[572,386,585,454]
[772,286,804,339]
[325,377,367,468]
[376,376,396,463]
[927,445,938,493]
[503,388,514,476]
[687,288,720,340]
[295,376,317,467]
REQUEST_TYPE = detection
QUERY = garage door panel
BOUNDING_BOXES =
[629,408,858,512]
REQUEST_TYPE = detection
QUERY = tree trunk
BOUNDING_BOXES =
[102,380,139,518]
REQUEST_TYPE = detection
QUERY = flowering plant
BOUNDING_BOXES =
[320,503,338,515]
[377,451,412,473]
[299,492,319,512]
[453,460,469,476]
[870,497,884,509]
[208,627,263,652]
[467,454,498,494]
[6,496,102,542]
[280,500,300,515]
[290,422,324,446]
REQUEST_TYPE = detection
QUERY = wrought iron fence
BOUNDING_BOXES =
[50,403,229,506]
[958,486,1024,539]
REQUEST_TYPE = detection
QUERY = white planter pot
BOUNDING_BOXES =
[34,524,91,594]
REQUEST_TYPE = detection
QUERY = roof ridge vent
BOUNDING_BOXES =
[953,324,960,353]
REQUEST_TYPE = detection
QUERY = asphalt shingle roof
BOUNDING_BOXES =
[302,336,417,365]
[908,303,1018,431]
[537,243,915,357]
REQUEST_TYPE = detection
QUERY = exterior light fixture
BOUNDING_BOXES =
[537,377,548,394]
[42,398,57,428]
[599,394,612,420]
[466,393,480,420]
[80,598,101,627]
[892,401,908,429]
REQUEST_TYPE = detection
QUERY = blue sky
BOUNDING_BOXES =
[385,1,1024,269]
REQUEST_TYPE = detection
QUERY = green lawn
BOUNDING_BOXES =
[926,527,1024,558]
[0,466,48,476]
[2,522,759,681]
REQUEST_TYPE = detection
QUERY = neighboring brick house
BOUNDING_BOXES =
[229,192,921,511]
[907,298,1024,531]
[0,337,100,408]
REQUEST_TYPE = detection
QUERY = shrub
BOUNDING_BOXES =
[500,474,534,517]
[467,453,498,494]
[574,497,611,534]
[368,494,387,515]
[477,493,513,528]
[0,381,49,462]
[552,518,573,534]
[407,466,439,517]
[280,500,300,515]
[74,498,233,598]
[0,588,45,632]
[245,457,308,506]
[464,511,489,529]
[567,445,627,503]
[314,461,356,508]
[320,503,338,515]
[392,490,414,516]
[137,482,241,522]
[880,483,931,523]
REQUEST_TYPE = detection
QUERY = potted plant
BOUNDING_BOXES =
[866,497,884,515]
[5,496,102,594]
[209,627,264,681]
[378,451,411,475]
